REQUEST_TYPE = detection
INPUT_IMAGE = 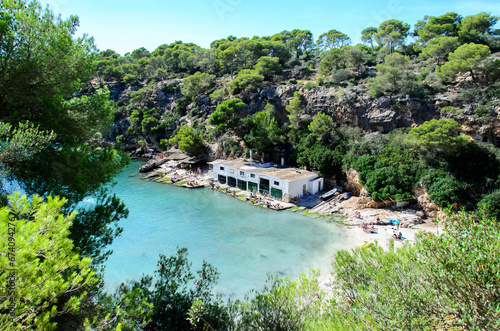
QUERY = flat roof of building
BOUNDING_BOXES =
[209,159,320,182]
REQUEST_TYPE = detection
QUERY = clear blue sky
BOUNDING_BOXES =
[39,0,499,55]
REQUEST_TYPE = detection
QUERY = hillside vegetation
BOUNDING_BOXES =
[98,11,500,214]
[1,1,499,329]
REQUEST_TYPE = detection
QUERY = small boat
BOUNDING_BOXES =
[182,183,205,189]
[171,177,182,183]
[321,188,338,201]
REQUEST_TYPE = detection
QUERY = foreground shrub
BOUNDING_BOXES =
[331,211,500,330]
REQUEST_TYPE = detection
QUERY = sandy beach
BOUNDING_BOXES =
[149,164,441,291]
[151,164,441,248]
[334,196,440,249]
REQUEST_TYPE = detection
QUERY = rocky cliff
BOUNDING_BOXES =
[105,79,500,148]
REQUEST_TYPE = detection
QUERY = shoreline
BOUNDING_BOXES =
[142,163,440,292]
[145,165,439,248]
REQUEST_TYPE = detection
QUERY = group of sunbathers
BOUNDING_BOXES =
[361,221,404,239]
[248,197,284,209]
[393,232,403,240]
[361,222,376,233]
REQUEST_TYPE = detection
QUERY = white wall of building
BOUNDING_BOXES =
[310,178,324,194]
[209,162,322,201]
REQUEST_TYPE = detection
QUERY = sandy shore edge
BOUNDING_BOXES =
[148,167,441,292]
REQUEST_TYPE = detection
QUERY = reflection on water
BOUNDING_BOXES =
[104,161,346,299]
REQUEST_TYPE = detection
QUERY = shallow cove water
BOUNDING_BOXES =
[103,160,347,299]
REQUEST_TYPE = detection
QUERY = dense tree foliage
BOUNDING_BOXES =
[331,210,500,330]
[0,2,130,328]
[414,12,463,44]
[420,36,460,65]
[437,42,491,82]
[347,120,500,204]
[370,52,417,97]
[0,194,99,330]
[376,19,410,54]
[316,29,351,51]
[254,56,282,80]
[243,104,285,156]
[408,118,469,154]
[181,72,215,100]
[477,189,500,221]
[168,124,206,155]
[0,0,129,265]
[227,69,264,94]
[208,98,245,132]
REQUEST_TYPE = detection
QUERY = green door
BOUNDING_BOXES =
[237,179,247,191]
[248,182,258,193]
[259,184,270,195]
[271,188,283,200]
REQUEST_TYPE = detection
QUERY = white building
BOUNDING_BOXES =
[208,159,324,202]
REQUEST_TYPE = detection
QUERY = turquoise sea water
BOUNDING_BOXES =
[103,160,347,299]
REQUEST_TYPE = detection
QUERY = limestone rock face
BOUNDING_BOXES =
[107,82,128,102]
[345,168,363,196]
[244,85,441,133]
[413,188,441,218]
[105,79,500,147]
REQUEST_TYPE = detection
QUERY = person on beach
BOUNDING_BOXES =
[364,224,375,233]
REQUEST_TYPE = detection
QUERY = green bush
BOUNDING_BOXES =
[363,165,415,202]
[296,141,343,178]
[332,211,500,330]
[123,74,136,84]
[440,106,462,115]
[181,72,215,100]
[254,56,281,80]
[210,88,226,102]
[351,154,379,183]
[227,69,264,94]
[304,81,316,90]
[168,124,205,155]
[409,118,469,156]
[477,190,500,221]
[330,69,353,85]
[422,169,466,207]
[208,98,245,132]
[141,115,160,135]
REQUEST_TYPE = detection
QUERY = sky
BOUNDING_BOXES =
[38,0,499,55]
